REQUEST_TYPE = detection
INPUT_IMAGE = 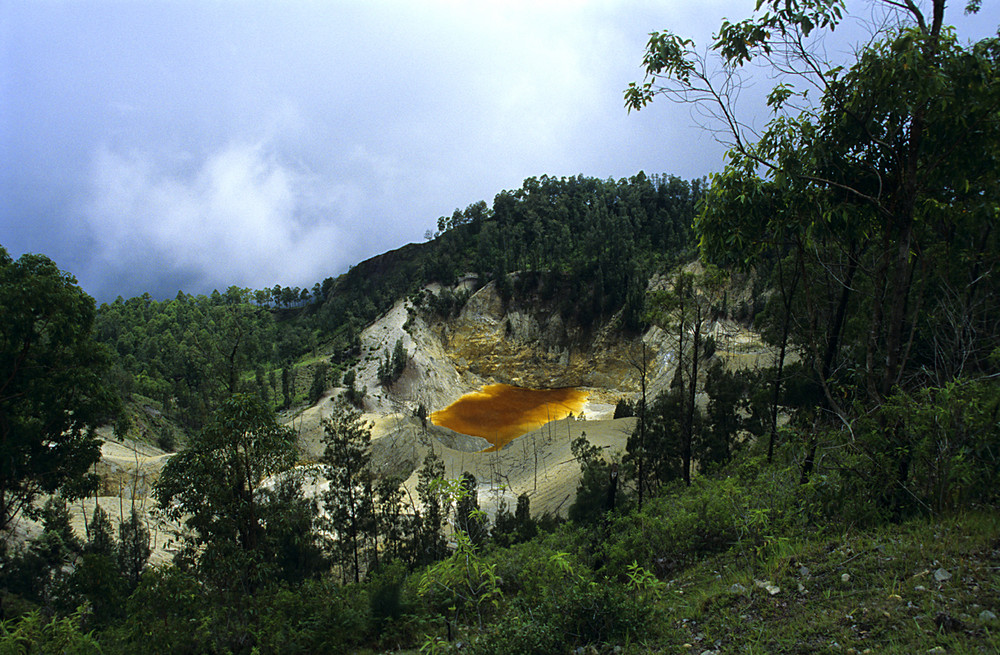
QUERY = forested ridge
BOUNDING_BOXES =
[2,0,1000,653]
[93,172,702,432]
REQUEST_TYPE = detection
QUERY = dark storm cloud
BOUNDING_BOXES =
[4,1,993,301]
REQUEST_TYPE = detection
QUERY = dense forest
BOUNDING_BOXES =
[2,0,999,652]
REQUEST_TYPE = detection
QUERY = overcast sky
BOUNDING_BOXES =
[2,1,997,302]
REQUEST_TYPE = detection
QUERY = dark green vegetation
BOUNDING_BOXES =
[0,247,118,535]
[92,171,700,436]
[2,0,999,652]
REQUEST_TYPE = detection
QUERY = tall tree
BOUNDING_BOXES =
[629,0,1000,501]
[415,451,448,565]
[629,0,1000,411]
[648,266,727,485]
[0,247,117,536]
[455,472,487,548]
[321,401,375,584]
[154,393,297,591]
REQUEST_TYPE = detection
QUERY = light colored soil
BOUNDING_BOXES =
[23,279,771,561]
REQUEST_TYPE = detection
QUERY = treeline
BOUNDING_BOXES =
[316,172,702,362]
[95,172,703,430]
[423,172,702,330]
[95,287,323,430]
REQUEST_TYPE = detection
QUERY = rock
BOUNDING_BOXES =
[799,565,810,577]
[934,568,952,582]
[980,610,998,622]
[927,647,946,654]
[730,583,747,593]
[755,579,780,595]
[841,573,851,583]
[915,585,927,592]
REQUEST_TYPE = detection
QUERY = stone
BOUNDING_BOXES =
[934,568,952,582]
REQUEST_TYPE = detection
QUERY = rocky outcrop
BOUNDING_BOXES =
[429,279,659,393]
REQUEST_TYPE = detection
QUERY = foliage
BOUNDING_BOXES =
[377,338,408,386]
[419,529,502,632]
[0,497,83,610]
[0,247,117,535]
[83,507,115,560]
[568,433,622,524]
[612,397,635,419]
[115,510,150,593]
[153,393,299,590]
[626,388,685,501]
[646,266,728,486]
[0,609,102,655]
[97,566,211,654]
[842,378,1000,516]
[415,452,449,566]
[307,361,330,404]
[454,473,487,549]
[94,287,284,430]
[321,401,375,584]
[630,0,1000,507]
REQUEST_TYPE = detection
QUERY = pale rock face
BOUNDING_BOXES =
[66,274,770,553]
[286,276,768,519]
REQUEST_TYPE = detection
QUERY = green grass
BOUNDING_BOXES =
[648,511,1000,654]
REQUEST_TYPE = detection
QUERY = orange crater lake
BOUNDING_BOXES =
[431,384,589,452]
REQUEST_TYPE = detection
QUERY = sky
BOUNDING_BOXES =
[2,1,998,302]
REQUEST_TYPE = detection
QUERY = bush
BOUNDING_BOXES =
[466,614,563,655]
[0,610,102,655]
[599,464,809,578]
[843,379,1000,518]
[248,580,372,654]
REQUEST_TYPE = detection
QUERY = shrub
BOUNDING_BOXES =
[466,614,563,655]
[0,610,102,655]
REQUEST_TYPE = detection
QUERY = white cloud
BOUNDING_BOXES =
[85,140,352,294]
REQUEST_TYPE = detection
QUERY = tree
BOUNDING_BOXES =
[568,433,620,524]
[154,393,297,590]
[415,451,448,565]
[627,387,687,500]
[699,361,748,470]
[309,362,330,404]
[455,472,487,549]
[630,0,1000,408]
[377,338,407,387]
[374,474,417,567]
[321,401,375,584]
[0,247,118,536]
[513,493,536,544]
[117,508,151,592]
[2,497,83,609]
[84,505,116,559]
[647,266,726,486]
[281,364,294,408]
[629,0,1000,501]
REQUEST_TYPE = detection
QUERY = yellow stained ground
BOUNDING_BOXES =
[431,383,588,452]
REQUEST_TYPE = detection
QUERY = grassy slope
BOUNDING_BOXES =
[650,511,1000,654]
